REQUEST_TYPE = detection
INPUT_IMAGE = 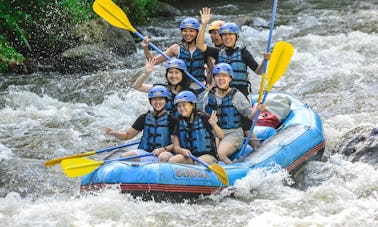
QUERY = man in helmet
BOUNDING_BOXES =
[140,17,209,111]
[208,20,225,48]
[133,58,193,117]
[103,85,177,162]
[197,7,270,97]
[204,63,263,164]
[205,20,225,85]
[158,91,224,165]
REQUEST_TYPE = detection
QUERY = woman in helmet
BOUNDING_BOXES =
[103,85,177,162]
[133,58,193,117]
[140,17,208,110]
[204,63,263,164]
[197,7,270,97]
[158,91,224,165]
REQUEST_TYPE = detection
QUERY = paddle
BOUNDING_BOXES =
[241,0,291,151]
[189,154,229,186]
[92,0,206,90]
[257,0,278,104]
[61,153,153,178]
[241,41,294,152]
[44,141,140,167]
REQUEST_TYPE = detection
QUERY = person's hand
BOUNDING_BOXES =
[199,7,211,24]
[152,147,166,156]
[257,103,266,111]
[263,52,271,60]
[144,58,156,74]
[141,36,151,48]
[208,110,218,127]
[180,148,191,157]
[103,127,115,135]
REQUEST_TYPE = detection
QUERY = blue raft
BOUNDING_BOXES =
[80,92,325,201]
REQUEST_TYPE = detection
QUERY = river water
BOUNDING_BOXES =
[1,0,378,226]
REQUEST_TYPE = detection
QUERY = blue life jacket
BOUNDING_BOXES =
[138,112,171,151]
[163,89,179,118]
[178,43,206,82]
[205,88,241,129]
[217,47,249,86]
[177,113,216,157]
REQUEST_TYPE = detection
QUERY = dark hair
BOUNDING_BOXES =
[165,68,191,89]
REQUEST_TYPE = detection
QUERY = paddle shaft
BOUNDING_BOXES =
[104,152,153,164]
[95,141,139,154]
[76,153,153,169]
[189,154,209,167]
[241,0,278,153]
[44,141,140,166]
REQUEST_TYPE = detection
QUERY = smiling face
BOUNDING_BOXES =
[150,97,167,112]
[181,28,198,43]
[177,101,194,118]
[214,73,232,90]
[221,33,237,47]
[166,68,183,86]
[210,30,223,47]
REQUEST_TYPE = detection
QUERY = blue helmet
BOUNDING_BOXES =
[213,63,233,78]
[219,22,239,36]
[148,85,170,99]
[165,59,187,72]
[180,17,200,30]
[174,91,197,105]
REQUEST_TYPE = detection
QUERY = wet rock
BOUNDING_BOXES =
[157,2,182,17]
[52,19,137,74]
[333,125,378,166]
[53,44,124,74]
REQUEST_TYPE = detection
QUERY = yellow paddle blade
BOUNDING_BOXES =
[44,151,96,167]
[61,158,104,178]
[267,41,294,91]
[209,163,229,186]
[93,0,136,33]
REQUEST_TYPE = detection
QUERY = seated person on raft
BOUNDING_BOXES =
[204,63,264,164]
[158,91,224,165]
[103,85,176,162]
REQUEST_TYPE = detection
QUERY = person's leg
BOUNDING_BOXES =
[168,154,193,164]
[198,154,217,165]
[217,141,238,164]
[158,151,173,162]
[120,150,138,159]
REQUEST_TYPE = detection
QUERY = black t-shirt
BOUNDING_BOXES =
[132,112,177,135]
[173,111,213,136]
[204,46,259,72]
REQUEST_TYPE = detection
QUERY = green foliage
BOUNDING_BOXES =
[60,0,95,23]
[116,0,159,25]
[0,35,25,72]
[0,0,159,74]
[0,1,32,50]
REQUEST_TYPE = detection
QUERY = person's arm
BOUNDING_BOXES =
[243,49,271,75]
[254,53,271,75]
[208,110,224,139]
[103,127,140,140]
[196,7,211,52]
[140,36,155,61]
[141,36,178,65]
[132,58,155,92]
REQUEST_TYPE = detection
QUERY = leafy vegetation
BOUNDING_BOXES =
[0,0,158,74]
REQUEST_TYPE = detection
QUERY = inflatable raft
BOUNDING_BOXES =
[80,92,325,201]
